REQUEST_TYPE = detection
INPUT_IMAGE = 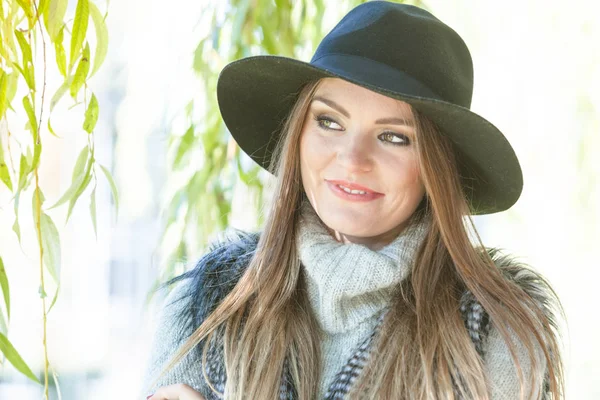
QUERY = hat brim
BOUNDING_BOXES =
[216,55,522,215]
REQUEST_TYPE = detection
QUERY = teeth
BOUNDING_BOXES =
[338,185,367,195]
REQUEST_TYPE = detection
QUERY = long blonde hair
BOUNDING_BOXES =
[150,79,564,399]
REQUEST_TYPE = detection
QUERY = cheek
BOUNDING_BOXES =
[299,129,318,195]
[406,161,423,186]
[384,152,424,197]
[300,128,333,179]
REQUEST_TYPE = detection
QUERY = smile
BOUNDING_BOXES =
[338,185,367,195]
[325,180,384,202]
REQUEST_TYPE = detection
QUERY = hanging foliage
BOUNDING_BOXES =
[0,0,112,397]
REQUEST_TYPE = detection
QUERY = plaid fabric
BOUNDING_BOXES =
[202,299,492,399]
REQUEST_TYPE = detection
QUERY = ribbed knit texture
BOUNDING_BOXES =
[296,202,428,398]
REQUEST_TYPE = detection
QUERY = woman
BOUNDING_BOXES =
[143,2,564,399]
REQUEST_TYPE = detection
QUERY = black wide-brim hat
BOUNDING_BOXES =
[216,1,523,215]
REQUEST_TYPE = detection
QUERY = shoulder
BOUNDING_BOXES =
[484,247,559,319]
[163,229,260,334]
[466,247,559,313]
[141,231,259,397]
[460,248,560,355]
[467,248,559,399]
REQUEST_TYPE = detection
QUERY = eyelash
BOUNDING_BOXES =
[313,115,411,146]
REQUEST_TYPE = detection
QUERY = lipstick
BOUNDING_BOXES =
[325,179,384,202]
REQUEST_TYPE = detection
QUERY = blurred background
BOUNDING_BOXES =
[0,0,598,398]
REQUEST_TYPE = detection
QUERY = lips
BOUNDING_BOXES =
[325,179,384,202]
[326,180,382,194]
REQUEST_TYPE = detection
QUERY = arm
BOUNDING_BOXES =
[139,280,207,398]
[485,324,548,400]
[139,230,258,399]
[482,248,561,400]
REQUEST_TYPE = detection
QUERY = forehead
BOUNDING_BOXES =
[312,78,412,116]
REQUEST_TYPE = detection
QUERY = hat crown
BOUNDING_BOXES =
[311,2,474,108]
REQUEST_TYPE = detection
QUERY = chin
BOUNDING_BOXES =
[323,217,384,238]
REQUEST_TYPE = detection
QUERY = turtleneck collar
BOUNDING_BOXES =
[296,202,428,334]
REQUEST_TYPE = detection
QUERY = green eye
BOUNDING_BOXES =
[315,115,342,131]
[379,132,410,146]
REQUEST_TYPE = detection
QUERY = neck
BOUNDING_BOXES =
[326,221,411,251]
[296,202,428,333]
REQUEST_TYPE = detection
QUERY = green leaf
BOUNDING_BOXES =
[12,190,22,245]
[70,147,90,180]
[50,75,73,111]
[32,187,46,227]
[69,0,89,72]
[15,0,34,24]
[70,42,90,99]
[47,118,61,138]
[99,164,118,217]
[88,2,108,78]
[0,257,10,321]
[66,176,90,221]
[67,101,83,110]
[47,284,60,313]
[0,132,5,160]
[13,62,35,91]
[17,154,29,190]
[2,6,18,57]
[0,163,12,192]
[54,26,67,77]
[25,146,33,169]
[12,218,21,244]
[49,146,88,209]
[192,39,207,73]
[83,93,98,133]
[173,125,194,169]
[44,0,68,41]
[23,95,42,172]
[40,213,61,283]
[66,156,93,222]
[0,332,40,384]
[90,187,97,238]
[0,70,7,117]
[38,0,51,19]
[0,138,12,191]
[4,70,20,111]
[32,141,42,172]
[0,306,8,336]
[22,95,38,139]
[14,30,32,67]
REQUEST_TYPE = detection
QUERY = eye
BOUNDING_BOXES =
[314,115,343,131]
[378,132,410,146]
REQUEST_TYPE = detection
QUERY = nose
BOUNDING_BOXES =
[335,134,373,173]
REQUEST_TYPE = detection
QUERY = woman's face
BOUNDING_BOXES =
[299,78,426,249]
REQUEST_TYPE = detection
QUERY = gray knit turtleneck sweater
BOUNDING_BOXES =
[296,202,427,398]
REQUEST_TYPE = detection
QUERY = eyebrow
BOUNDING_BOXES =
[312,96,415,126]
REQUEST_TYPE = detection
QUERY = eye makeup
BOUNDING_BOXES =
[313,114,411,146]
